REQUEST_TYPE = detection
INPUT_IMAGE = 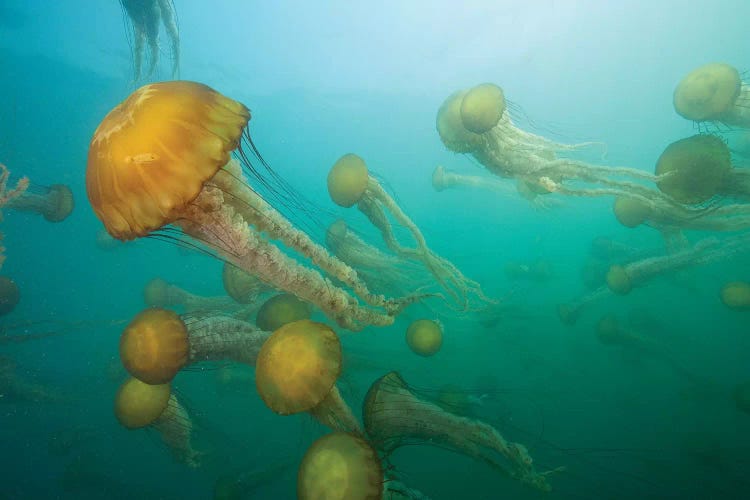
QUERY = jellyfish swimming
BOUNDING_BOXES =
[405,319,443,357]
[327,153,489,310]
[114,377,199,467]
[120,0,180,81]
[606,232,750,295]
[0,276,19,315]
[362,371,555,492]
[255,293,312,333]
[297,432,383,500]
[436,84,659,202]
[6,182,73,223]
[143,277,238,314]
[720,281,750,310]
[120,307,269,384]
[673,63,750,128]
[222,262,269,305]
[254,319,360,432]
[87,81,422,331]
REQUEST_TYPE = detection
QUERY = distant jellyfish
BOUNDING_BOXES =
[673,63,750,128]
[120,0,180,81]
[0,276,19,315]
[7,183,74,222]
[143,277,237,313]
[120,307,269,384]
[405,319,443,357]
[222,262,268,304]
[255,293,312,332]
[114,377,199,467]
[297,432,383,500]
[720,281,750,310]
[255,320,360,432]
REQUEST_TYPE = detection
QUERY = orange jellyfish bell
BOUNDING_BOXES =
[86,81,250,240]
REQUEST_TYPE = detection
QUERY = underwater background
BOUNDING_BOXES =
[1,0,749,498]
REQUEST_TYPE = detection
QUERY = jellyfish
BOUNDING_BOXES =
[255,293,312,332]
[436,84,660,202]
[143,277,238,313]
[0,276,19,315]
[254,319,360,432]
[327,153,489,310]
[673,63,750,128]
[297,432,383,500]
[87,81,421,331]
[120,0,180,81]
[362,371,554,492]
[432,165,559,209]
[557,286,611,326]
[120,307,269,384]
[325,219,427,296]
[0,163,29,269]
[405,319,443,357]
[6,182,74,223]
[114,377,199,467]
[720,281,750,311]
[606,232,750,295]
[222,262,269,305]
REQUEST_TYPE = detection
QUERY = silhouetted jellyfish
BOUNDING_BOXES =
[143,277,237,313]
[120,307,269,384]
[327,153,488,310]
[255,320,360,432]
[436,84,658,202]
[673,63,750,128]
[733,382,750,414]
[222,262,269,304]
[0,276,19,315]
[114,377,199,467]
[581,256,610,290]
[363,372,554,492]
[255,293,312,332]
[120,0,180,81]
[606,233,750,295]
[720,281,750,310]
[7,183,73,222]
[405,319,443,357]
[87,81,420,331]
[297,432,383,500]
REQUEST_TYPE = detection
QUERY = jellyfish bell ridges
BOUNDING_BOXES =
[86,81,418,331]
[297,432,383,500]
[254,319,360,432]
[405,319,443,357]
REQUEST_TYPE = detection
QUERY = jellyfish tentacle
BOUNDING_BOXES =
[153,393,200,467]
[156,0,180,78]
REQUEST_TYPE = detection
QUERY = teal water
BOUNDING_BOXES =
[1,1,749,499]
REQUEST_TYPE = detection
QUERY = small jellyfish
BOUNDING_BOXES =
[720,281,750,311]
[7,183,74,222]
[405,319,443,357]
[222,262,269,305]
[143,277,237,313]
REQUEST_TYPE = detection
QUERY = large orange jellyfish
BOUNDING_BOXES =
[255,319,360,432]
[363,371,555,492]
[327,153,490,310]
[87,81,421,331]
[120,0,180,81]
[120,307,269,384]
[114,377,199,467]
[673,63,750,128]
[7,183,74,222]
[437,84,661,202]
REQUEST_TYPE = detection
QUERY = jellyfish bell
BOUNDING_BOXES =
[720,281,750,310]
[405,319,443,357]
[673,63,741,122]
[431,165,447,192]
[45,184,75,222]
[0,276,19,315]
[327,154,370,207]
[613,196,651,228]
[595,314,624,345]
[119,308,189,385]
[297,432,383,500]
[459,83,506,134]
[143,278,170,308]
[255,293,312,332]
[655,135,731,204]
[222,262,264,304]
[436,90,483,153]
[114,377,171,429]
[606,265,633,295]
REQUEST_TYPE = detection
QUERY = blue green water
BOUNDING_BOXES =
[1,1,749,498]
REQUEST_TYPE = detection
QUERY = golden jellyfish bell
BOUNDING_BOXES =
[256,293,312,332]
[405,319,443,357]
[327,154,369,208]
[297,432,383,500]
[673,63,741,122]
[120,308,189,384]
[114,377,171,429]
[255,320,342,415]
[436,90,484,153]
[720,281,750,311]
[606,265,633,295]
[86,81,250,240]
[613,196,650,228]
[222,262,263,304]
[460,83,506,134]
